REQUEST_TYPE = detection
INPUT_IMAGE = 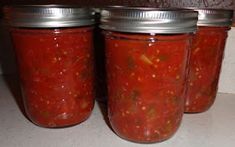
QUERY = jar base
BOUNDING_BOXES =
[114,131,177,144]
[184,105,213,113]
[28,111,93,128]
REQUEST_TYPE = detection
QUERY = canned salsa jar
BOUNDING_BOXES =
[100,7,198,143]
[185,9,233,113]
[4,5,95,127]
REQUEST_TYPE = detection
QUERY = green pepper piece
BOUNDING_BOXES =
[127,56,136,70]
[158,55,168,61]
[41,111,50,118]
[147,106,157,120]
[130,89,140,101]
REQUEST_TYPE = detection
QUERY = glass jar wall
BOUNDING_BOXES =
[4,5,95,128]
[100,7,198,143]
[185,9,233,113]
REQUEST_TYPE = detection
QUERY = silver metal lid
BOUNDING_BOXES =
[100,6,198,34]
[4,5,95,28]
[194,9,233,27]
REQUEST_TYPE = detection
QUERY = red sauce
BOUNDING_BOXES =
[105,31,192,143]
[185,27,229,113]
[11,27,95,127]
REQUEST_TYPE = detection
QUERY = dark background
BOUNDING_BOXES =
[0,0,234,8]
[0,0,233,8]
[0,0,234,23]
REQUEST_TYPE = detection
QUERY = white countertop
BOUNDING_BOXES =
[0,75,235,147]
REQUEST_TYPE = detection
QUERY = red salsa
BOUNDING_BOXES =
[185,26,229,113]
[105,31,192,142]
[11,27,95,127]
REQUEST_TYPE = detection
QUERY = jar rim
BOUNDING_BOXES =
[100,6,198,34]
[4,5,95,28]
[185,8,233,27]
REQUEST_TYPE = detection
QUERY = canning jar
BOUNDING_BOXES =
[4,5,95,128]
[100,7,198,143]
[185,9,233,113]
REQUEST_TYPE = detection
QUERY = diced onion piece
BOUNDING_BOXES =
[140,54,153,65]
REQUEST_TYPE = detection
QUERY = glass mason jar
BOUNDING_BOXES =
[100,7,198,143]
[4,5,95,128]
[185,9,233,113]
